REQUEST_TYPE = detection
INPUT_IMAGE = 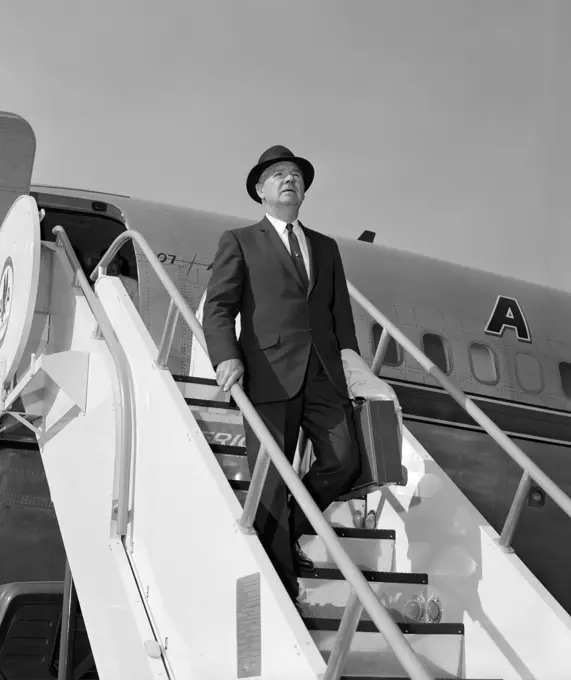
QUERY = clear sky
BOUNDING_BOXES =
[1,1,570,289]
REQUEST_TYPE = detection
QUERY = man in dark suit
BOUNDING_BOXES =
[202,145,361,608]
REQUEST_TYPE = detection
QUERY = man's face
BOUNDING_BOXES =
[256,161,305,209]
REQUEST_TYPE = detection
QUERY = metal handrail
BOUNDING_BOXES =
[52,226,136,536]
[371,326,392,375]
[347,281,571,526]
[90,230,434,680]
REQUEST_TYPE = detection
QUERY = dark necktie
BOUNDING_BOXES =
[286,223,309,290]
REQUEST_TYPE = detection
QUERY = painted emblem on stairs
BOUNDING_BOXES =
[0,195,41,384]
[0,257,14,345]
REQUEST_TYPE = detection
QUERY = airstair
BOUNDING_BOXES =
[1,195,571,680]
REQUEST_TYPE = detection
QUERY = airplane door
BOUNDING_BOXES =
[0,113,36,226]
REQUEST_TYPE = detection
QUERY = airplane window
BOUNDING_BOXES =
[371,323,402,367]
[469,343,498,385]
[558,362,571,399]
[515,353,543,394]
[422,333,452,374]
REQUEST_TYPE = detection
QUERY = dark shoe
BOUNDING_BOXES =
[293,542,315,573]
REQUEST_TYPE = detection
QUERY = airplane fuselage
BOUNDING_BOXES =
[3,183,571,617]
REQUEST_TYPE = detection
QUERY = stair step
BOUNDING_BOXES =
[213,443,249,482]
[189,404,245,448]
[210,443,246,456]
[308,616,463,635]
[229,479,250,492]
[179,383,229,402]
[214,451,248,481]
[308,619,464,678]
[173,375,219,385]
[185,397,238,410]
[174,374,230,402]
[299,568,427,623]
[229,483,367,533]
[299,567,427,585]
[299,527,395,572]
[303,527,395,540]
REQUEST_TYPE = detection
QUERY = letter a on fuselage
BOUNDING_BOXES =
[485,295,531,343]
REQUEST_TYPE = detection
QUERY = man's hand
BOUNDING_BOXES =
[216,358,245,392]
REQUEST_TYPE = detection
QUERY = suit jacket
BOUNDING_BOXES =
[202,217,359,404]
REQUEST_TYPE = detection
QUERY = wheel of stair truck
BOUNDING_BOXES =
[0,195,41,386]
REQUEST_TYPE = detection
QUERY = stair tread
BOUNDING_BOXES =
[229,479,250,490]
[230,485,395,540]
[173,375,219,386]
[308,618,464,635]
[299,566,427,584]
[211,443,246,455]
[185,397,238,410]
[303,526,395,541]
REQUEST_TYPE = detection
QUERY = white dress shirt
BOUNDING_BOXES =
[265,214,311,280]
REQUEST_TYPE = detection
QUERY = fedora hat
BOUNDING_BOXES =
[246,145,315,203]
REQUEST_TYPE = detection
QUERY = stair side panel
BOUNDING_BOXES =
[98,276,326,680]
[40,257,170,679]
[373,423,571,680]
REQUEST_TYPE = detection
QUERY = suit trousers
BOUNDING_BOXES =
[243,348,361,600]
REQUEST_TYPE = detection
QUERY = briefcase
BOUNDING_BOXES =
[338,398,404,501]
